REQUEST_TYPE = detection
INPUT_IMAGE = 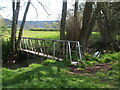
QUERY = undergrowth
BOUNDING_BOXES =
[78,52,120,68]
[2,38,11,61]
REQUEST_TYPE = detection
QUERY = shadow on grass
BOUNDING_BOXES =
[2,60,114,88]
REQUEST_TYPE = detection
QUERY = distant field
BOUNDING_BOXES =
[5,30,119,43]
[3,30,60,39]
[22,30,60,39]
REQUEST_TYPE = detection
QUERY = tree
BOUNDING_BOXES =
[17,0,31,49]
[74,0,79,21]
[97,2,120,51]
[43,22,51,29]
[66,0,81,41]
[78,2,93,51]
[60,0,67,40]
[78,2,101,51]
[11,0,20,54]
[0,15,4,35]
[51,22,60,29]
[97,2,120,43]
[0,15,4,28]
[9,0,31,61]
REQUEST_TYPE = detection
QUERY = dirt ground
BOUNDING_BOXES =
[69,63,112,75]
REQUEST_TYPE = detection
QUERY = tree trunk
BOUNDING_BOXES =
[86,3,101,41]
[78,2,93,51]
[11,0,20,54]
[98,3,115,44]
[8,0,20,61]
[60,0,67,40]
[15,0,20,51]
[17,0,31,49]
[11,0,16,54]
[74,0,79,20]
[73,0,79,41]
[102,9,114,43]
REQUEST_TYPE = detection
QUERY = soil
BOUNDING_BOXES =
[69,63,112,75]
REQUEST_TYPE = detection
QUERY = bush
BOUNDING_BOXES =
[78,52,120,68]
[66,15,82,41]
[2,38,11,61]
[41,59,56,65]
[83,53,99,61]
[98,52,120,63]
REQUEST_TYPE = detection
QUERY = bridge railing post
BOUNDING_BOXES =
[66,42,68,60]
[77,41,82,62]
[29,39,33,51]
[68,42,72,63]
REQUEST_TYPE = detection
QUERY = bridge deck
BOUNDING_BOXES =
[21,49,63,61]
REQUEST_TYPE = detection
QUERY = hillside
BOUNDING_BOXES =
[4,19,60,29]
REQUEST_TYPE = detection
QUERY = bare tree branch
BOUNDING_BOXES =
[31,2,38,19]
[37,0,50,16]
[22,0,26,7]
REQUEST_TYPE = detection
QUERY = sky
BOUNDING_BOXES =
[1,0,118,21]
[0,0,81,21]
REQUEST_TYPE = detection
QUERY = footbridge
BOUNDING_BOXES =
[20,37,82,65]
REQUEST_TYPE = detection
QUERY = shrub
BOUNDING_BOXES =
[2,38,11,61]
[98,52,120,63]
[66,15,82,41]
[83,53,99,62]
[41,59,56,65]
[78,52,120,68]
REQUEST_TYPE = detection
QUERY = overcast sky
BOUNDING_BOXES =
[0,0,119,21]
[0,0,82,21]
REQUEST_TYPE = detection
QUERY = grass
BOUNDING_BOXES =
[2,58,119,88]
[30,28,59,31]
[22,30,60,39]
[2,30,60,39]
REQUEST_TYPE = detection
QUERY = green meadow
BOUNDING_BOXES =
[2,30,120,88]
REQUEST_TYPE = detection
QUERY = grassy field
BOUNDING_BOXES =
[3,30,60,39]
[3,29,100,40]
[22,30,60,39]
[2,52,120,88]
